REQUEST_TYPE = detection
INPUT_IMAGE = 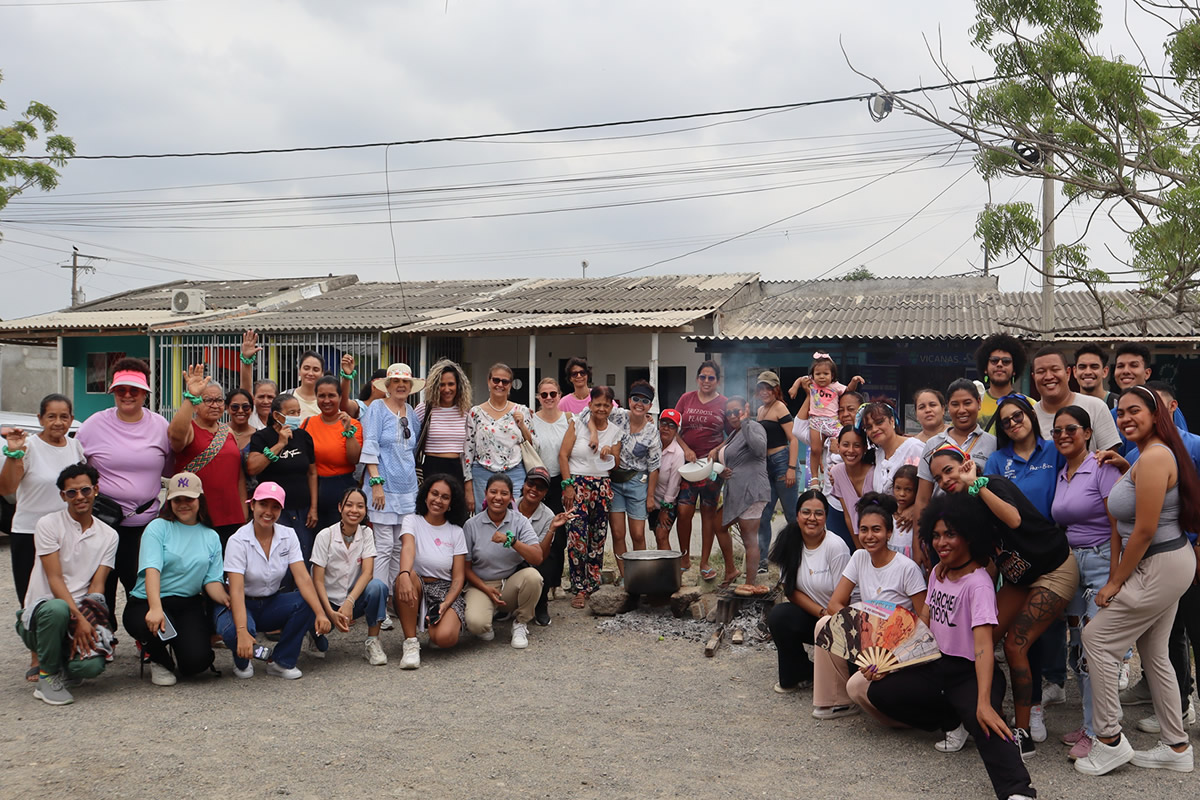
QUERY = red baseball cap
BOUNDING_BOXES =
[659,409,682,427]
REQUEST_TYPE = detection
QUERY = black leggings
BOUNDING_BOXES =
[103,524,146,628]
[1169,582,1200,707]
[766,602,818,688]
[9,531,35,604]
[868,656,1035,800]
[122,594,215,676]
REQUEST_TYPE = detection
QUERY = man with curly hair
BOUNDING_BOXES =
[974,333,1027,429]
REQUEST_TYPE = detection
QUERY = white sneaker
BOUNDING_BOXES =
[1138,699,1197,733]
[1029,705,1047,743]
[1118,661,1131,691]
[400,637,420,669]
[149,663,177,686]
[266,662,303,680]
[380,616,395,631]
[232,661,254,679]
[511,622,529,650]
[1131,741,1194,772]
[934,723,970,753]
[1075,734,1134,775]
[477,628,495,642]
[1042,682,1066,707]
[365,637,387,666]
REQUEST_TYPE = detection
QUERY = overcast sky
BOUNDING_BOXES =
[0,0,1176,319]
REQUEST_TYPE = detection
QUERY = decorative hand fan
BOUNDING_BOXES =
[815,601,940,672]
[854,646,902,674]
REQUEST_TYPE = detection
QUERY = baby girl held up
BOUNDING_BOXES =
[789,353,863,485]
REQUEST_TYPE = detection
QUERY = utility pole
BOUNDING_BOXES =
[581,260,589,279]
[1040,153,1055,336]
[61,247,106,307]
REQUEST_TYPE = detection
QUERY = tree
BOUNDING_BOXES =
[0,69,75,226]
[841,266,877,280]
[848,0,1200,334]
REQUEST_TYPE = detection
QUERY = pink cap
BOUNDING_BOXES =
[248,481,286,506]
[109,369,151,393]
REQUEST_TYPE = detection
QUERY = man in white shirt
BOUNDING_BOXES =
[1030,347,1122,451]
[15,463,118,706]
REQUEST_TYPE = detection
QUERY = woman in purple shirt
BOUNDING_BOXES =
[1050,405,1122,761]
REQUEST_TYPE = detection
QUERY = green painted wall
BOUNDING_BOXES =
[62,335,150,421]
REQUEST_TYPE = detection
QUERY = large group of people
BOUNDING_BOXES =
[3,332,1198,796]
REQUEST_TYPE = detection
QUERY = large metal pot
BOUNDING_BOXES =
[619,549,683,595]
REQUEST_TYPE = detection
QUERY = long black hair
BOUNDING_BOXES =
[769,488,831,597]
[416,473,469,527]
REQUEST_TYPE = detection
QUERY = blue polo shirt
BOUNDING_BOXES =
[983,438,1064,521]
[1113,406,1188,455]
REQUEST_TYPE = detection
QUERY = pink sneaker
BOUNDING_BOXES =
[1062,726,1088,746]
[1069,736,1093,761]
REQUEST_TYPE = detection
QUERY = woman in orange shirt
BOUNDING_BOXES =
[301,376,364,531]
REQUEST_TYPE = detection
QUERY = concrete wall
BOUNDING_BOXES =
[0,343,60,414]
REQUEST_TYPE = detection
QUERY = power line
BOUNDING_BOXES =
[0,0,169,5]
[23,78,999,161]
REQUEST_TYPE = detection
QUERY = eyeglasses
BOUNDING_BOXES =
[999,410,1025,430]
[798,508,826,518]
[539,391,559,399]
[724,408,743,418]
[201,397,225,406]
[697,375,718,382]
[113,386,143,397]
[399,416,411,439]
[63,486,95,499]
[1051,424,1084,437]
[988,356,1014,366]
[490,377,511,386]
[228,403,252,412]
[569,370,587,378]
[630,395,652,406]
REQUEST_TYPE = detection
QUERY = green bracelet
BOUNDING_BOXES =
[182,390,202,406]
[369,476,385,487]
[239,354,257,366]
[341,425,358,438]
[560,478,574,489]
[262,447,280,463]
[968,476,990,497]
[339,369,357,381]
[2,445,26,459]
[503,531,515,549]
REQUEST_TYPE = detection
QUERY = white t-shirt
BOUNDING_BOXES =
[23,510,118,618]
[566,417,626,477]
[6,435,86,534]
[310,523,377,606]
[794,532,851,609]
[1034,392,1122,452]
[224,523,303,598]
[400,515,467,581]
[872,437,924,495]
[841,549,926,610]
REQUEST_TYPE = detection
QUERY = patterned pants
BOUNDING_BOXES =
[567,476,613,595]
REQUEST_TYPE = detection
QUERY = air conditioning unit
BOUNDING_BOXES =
[171,289,208,314]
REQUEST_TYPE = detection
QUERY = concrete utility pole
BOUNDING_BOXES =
[1040,153,1055,335]
[581,260,588,279]
[62,248,106,307]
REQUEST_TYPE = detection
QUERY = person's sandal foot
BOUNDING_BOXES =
[699,567,717,581]
[571,592,588,609]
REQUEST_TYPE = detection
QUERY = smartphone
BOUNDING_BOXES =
[425,606,442,627]
[252,644,273,662]
[157,614,178,642]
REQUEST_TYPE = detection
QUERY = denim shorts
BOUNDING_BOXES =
[676,477,722,509]
[610,472,649,520]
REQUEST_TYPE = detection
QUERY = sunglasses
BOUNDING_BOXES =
[63,486,95,499]
[228,403,253,412]
[988,356,1014,366]
[630,395,652,406]
[1051,424,1084,437]
[113,386,144,397]
[490,377,512,386]
[399,415,411,439]
[569,370,587,378]
[697,375,718,382]
[539,391,559,399]
[724,408,743,418]
[999,410,1025,430]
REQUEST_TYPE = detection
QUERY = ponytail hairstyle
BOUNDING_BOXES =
[855,492,898,533]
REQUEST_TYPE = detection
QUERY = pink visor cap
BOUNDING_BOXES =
[248,481,286,506]
[109,369,151,393]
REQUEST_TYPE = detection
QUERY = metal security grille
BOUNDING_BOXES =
[155,331,381,416]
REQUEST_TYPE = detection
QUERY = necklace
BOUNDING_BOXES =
[487,397,508,413]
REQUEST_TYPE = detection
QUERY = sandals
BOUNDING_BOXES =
[571,592,588,609]
[699,567,718,582]
[25,666,39,683]
[719,571,743,588]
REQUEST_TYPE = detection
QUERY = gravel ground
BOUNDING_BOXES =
[1,535,1196,799]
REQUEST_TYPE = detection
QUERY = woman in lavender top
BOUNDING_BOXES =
[1050,405,1122,761]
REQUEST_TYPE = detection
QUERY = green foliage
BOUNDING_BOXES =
[0,70,75,216]
[841,266,876,281]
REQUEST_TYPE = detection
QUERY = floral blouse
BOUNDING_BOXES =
[464,403,537,478]
[581,407,661,473]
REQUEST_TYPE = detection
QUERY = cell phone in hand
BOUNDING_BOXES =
[157,613,178,641]
[425,606,442,627]
[252,644,273,661]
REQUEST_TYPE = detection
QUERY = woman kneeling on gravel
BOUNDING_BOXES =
[215,482,332,680]
[393,474,471,669]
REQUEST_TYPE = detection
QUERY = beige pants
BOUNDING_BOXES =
[1082,545,1196,743]
[813,615,888,719]
[464,567,544,633]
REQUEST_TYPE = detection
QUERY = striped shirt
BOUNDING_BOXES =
[416,403,468,454]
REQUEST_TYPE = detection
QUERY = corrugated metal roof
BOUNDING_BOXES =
[701,278,1200,341]
[72,276,325,312]
[0,309,179,333]
[389,309,704,333]
[457,273,756,313]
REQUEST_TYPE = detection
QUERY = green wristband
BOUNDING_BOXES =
[262,447,280,463]
[339,369,357,381]
[239,354,257,366]
[182,390,202,406]
[503,531,515,549]
[968,476,989,497]
[369,476,385,487]
[2,445,26,459]
[341,425,358,438]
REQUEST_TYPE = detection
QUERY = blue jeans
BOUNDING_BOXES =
[279,508,314,564]
[1068,543,1112,735]
[758,449,799,567]
[214,591,315,670]
[471,463,525,511]
[352,578,389,627]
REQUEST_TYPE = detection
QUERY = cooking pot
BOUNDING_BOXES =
[619,549,683,595]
